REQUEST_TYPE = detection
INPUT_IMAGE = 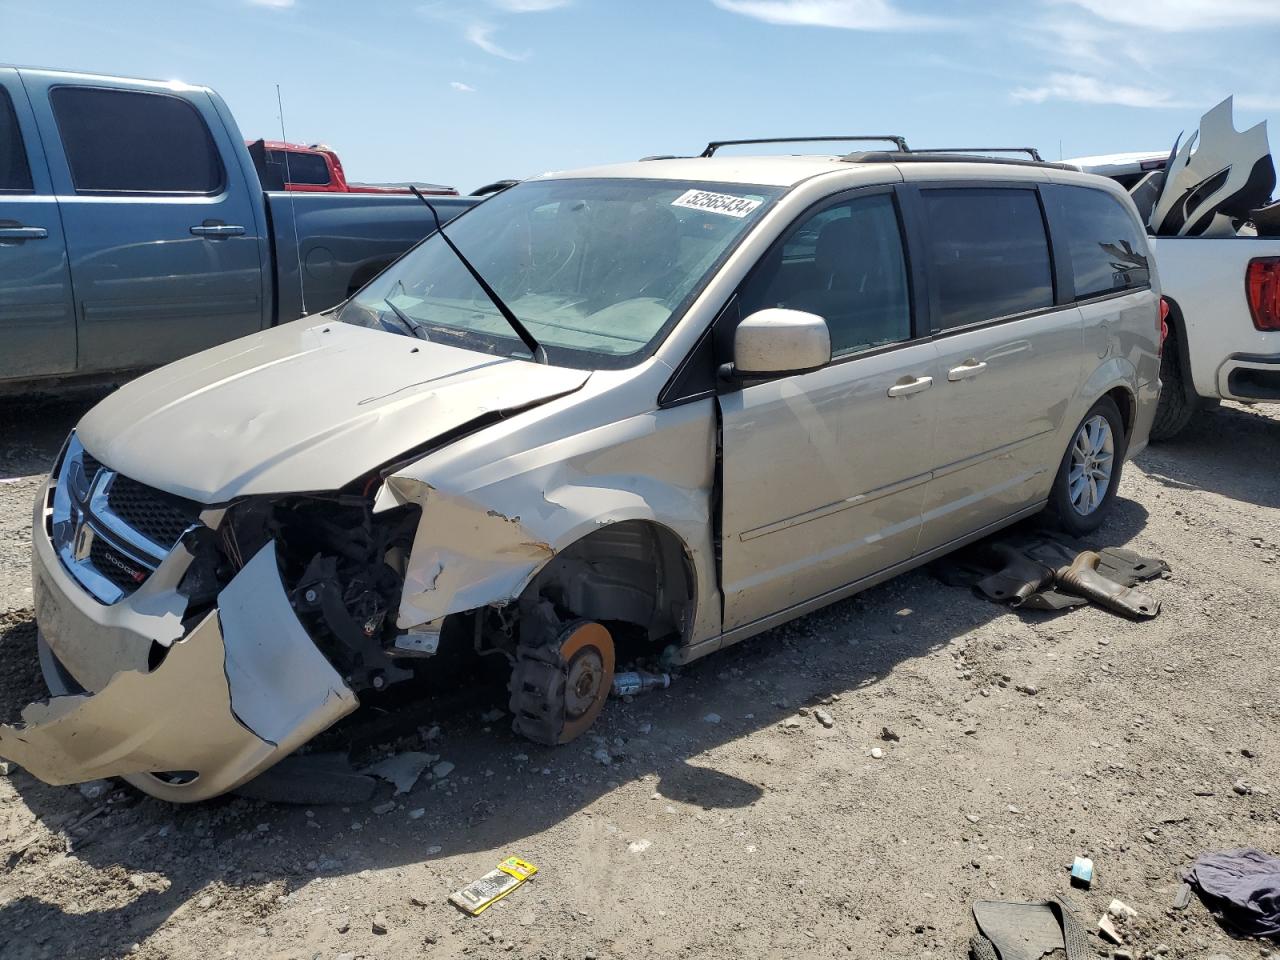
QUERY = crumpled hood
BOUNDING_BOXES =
[76,320,589,503]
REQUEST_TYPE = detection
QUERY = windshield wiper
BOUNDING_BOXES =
[382,292,428,340]
[409,185,548,364]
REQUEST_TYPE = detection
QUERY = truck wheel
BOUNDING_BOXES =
[1149,334,1197,442]
[509,620,615,746]
[1047,397,1127,537]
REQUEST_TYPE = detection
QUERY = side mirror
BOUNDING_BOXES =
[728,308,832,379]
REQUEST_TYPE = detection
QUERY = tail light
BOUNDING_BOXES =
[1158,297,1170,356]
[1246,258,1280,331]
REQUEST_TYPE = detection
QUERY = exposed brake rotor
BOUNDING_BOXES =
[509,620,615,746]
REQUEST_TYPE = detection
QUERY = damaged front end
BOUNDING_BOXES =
[0,435,423,802]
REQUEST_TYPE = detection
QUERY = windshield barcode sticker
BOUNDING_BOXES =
[672,189,763,218]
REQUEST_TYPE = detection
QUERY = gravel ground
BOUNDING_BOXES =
[0,394,1277,960]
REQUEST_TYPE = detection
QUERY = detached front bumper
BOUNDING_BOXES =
[0,485,358,803]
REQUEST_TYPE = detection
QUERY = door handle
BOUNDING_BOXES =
[947,359,988,381]
[0,225,49,241]
[887,375,934,397]
[190,223,246,238]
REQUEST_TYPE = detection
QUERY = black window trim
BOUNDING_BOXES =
[0,84,35,195]
[711,181,928,393]
[904,179,1063,337]
[49,83,228,198]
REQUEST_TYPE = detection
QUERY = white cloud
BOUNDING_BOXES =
[449,80,477,92]
[710,0,947,30]
[465,22,529,60]
[1057,0,1280,32]
[1012,72,1185,109]
[1236,94,1280,112]
[246,0,295,7]
[490,0,570,10]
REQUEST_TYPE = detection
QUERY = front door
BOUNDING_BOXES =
[908,185,1085,553]
[719,189,939,631]
[21,70,266,375]
[0,69,76,383]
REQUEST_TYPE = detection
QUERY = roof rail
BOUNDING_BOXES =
[910,146,1044,161]
[701,135,909,158]
[842,150,1072,170]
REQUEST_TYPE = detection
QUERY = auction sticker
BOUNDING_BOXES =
[672,189,763,218]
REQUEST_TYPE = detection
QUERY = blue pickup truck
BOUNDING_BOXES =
[0,66,478,392]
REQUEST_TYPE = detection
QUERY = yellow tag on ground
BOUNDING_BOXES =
[449,857,539,915]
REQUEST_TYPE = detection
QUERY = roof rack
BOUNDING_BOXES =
[842,150,1071,170]
[909,146,1044,161]
[701,135,909,158]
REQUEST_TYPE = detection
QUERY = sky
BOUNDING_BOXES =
[3,0,1279,192]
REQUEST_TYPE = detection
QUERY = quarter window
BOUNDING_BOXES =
[921,188,1054,330]
[0,88,33,192]
[1055,185,1151,299]
[740,193,911,356]
[51,87,224,194]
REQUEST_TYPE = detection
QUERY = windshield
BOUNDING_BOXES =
[338,178,783,369]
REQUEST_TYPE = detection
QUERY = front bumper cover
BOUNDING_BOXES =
[0,493,358,802]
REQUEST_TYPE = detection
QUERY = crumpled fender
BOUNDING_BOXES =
[373,400,720,645]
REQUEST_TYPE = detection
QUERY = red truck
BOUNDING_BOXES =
[247,139,458,196]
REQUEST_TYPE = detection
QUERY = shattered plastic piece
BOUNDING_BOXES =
[1097,914,1123,944]
[449,857,538,916]
[364,752,436,795]
[1055,552,1159,619]
[1070,856,1094,889]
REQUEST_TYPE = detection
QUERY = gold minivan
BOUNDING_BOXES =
[6,144,1161,800]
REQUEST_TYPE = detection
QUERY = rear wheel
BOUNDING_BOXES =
[509,620,615,746]
[1149,332,1197,441]
[1048,397,1126,536]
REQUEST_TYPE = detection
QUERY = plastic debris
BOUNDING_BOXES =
[364,751,437,795]
[1070,856,1094,889]
[449,857,538,916]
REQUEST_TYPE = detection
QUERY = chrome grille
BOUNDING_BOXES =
[50,435,202,604]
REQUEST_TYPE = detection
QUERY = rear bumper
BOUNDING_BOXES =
[0,484,357,803]
[1216,353,1280,402]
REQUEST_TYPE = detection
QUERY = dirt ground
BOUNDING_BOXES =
[0,392,1277,960]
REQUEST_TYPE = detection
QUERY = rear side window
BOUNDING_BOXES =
[51,87,224,194]
[739,193,911,357]
[0,88,33,192]
[921,188,1054,330]
[269,150,330,186]
[1055,185,1151,299]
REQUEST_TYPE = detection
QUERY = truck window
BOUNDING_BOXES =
[268,150,330,186]
[921,188,1054,330]
[50,87,224,194]
[1055,185,1151,299]
[740,193,911,357]
[0,88,33,192]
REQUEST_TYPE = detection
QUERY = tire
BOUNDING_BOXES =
[1047,396,1127,537]
[1149,334,1197,441]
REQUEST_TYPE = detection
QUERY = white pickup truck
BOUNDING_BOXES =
[1065,99,1280,440]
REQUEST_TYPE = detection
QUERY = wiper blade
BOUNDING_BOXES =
[409,186,548,364]
[382,295,428,340]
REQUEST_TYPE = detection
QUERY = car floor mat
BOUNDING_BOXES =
[970,897,1091,960]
